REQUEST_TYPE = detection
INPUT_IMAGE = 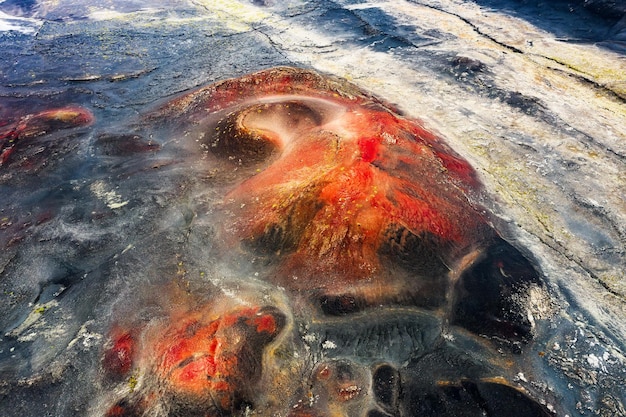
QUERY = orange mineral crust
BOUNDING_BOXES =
[103,299,286,417]
[149,67,493,298]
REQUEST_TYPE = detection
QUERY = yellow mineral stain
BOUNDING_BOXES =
[194,0,270,33]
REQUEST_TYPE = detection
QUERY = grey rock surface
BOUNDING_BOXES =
[0,1,624,416]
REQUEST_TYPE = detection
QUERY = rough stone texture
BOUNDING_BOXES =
[0,1,624,416]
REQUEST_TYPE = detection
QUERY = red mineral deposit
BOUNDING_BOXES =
[103,297,286,417]
[146,67,495,308]
[0,106,93,166]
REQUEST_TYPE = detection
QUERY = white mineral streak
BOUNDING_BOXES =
[67,321,103,350]
[322,340,337,349]
[90,180,129,209]
[5,300,59,338]
[0,10,43,34]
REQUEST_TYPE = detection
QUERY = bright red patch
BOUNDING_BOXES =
[103,331,134,376]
